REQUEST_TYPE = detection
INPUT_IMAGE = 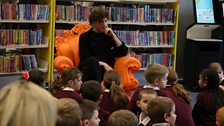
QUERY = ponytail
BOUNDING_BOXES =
[50,75,64,95]
[172,84,192,103]
[110,82,129,107]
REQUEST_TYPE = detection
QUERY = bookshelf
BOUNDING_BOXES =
[0,0,54,81]
[53,0,179,74]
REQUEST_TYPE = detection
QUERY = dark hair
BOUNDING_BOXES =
[103,70,129,107]
[79,99,99,120]
[50,68,82,94]
[80,80,102,102]
[167,68,192,103]
[28,69,44,86]
[89,7,109,24]
[61,68,82,86]
[200,68,220,90]
[200,68,224,109]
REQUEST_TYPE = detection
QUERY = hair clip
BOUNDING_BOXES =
[22,71,30,80]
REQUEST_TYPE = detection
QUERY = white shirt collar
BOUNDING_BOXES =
[104,89,110,92]
[63,87,74,91]
[139,112,150,125]
[143,84,160,90]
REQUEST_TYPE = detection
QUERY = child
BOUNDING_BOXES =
[21,68,44,87]
[80,80,102,103]
[147,96,177,126]
[209,62,224,85]
[0,80,57,126]
[99,70,129,114]
[216,106,224,126]
[80,80,110,126]
[128,64,169,115]
[107,110,139,126]
[165,68,195,126]
[56,98,82,126]
[192,68,224,126]
[54,68,83,103]
[137,88,157,126]
[80,99,100,126]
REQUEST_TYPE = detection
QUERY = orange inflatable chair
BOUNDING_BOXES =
[54,23,141,96]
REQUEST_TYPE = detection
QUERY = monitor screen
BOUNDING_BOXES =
[195,0,215,23]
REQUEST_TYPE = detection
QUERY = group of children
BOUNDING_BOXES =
[1,62,224,126]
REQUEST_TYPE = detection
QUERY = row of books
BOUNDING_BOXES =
[129,52,174,68]
[0,3,49,20]
[0,29,43,46]
[0,54,37,73]
[115,30,175,46]
[56,5,176,23]
[56,5,89,21]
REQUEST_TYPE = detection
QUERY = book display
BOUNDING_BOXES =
[0,0,54,81]
[54,0,179,70]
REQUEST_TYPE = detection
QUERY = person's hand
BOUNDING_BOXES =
[99,61,113,71]
[220,85,224,92]
[104,28,116,38]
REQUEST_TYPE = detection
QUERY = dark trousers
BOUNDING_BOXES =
[78,56,105,82]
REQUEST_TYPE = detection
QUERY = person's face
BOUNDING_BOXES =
[137,94,156,114]
[157,73,168,89]
[198,74,207,88]
[88,110,100,126]
[217,68,223,80]
[166,105,177,126]
[72,76,82,91]
[92,18,108,33]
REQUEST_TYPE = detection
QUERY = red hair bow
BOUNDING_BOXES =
[22,71,29,80]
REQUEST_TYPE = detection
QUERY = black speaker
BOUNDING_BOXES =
[184,40,223,92]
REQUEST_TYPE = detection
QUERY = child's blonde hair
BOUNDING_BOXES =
[209,62,223,72]
[138,88,157,100]
[147,96,175,124]
[107,110,138,126]
[144,64,168,83]
[0,80,57,126]
[56,98,82,126]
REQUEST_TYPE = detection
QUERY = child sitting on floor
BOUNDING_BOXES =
[128,64,169,115]
[54,68,83,102]
[137,88,157,126]
[147,96,177,126]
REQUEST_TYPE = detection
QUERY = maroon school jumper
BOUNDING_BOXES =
[165,85,195,126]
[128,84,169,115]
[54,87,82,103]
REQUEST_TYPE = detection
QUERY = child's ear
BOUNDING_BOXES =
[154,79,159,86]
[164,113,170,122]
[68,80,73,86]
[82,119,89,126]
[136,100,141,107]
[202,80,208,88]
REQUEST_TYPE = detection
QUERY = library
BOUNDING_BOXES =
[1,0,224,126]
[1,0,223,91]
